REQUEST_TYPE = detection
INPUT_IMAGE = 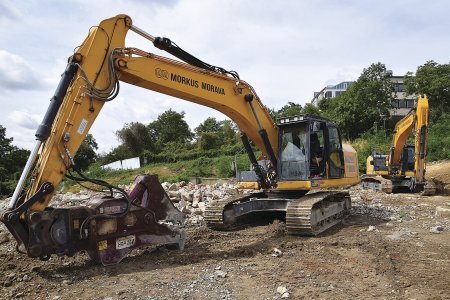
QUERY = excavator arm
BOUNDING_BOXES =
[388,95,429,178]
[1,15,279,264]
[363,95,433,194]
[11,15,278,212]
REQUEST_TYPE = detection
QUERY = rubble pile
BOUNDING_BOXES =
[13,180,245,227]
[161,181,243,226]
[349,187,401,220]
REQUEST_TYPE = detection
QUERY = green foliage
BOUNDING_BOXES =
[198,132,221,150]
[215,156,234,178]
[74,134,98,171]
[427,114,450,161]
[116,122,155,156]
[301,103,322,117]
[148,109,193,147]
[195,117,221,136]
[405,61,450,121]
[100,144,133,165]
[0,125,30,196]
[352,130,391,173]
[271,102,303,119]
[324,63,395,139]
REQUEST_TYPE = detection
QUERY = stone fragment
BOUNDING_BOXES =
[271,248,283,257]
[430,225,445,233]
[0,232,10,244]
[367,225,377,232]
[277,286,288,295]
[214,270,227,278]
[192,200,199,208]
[168,183,179,191]
[181,190,192,202]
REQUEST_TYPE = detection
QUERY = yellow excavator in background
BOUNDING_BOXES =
[1,15,359,265]
[362,95,435,195]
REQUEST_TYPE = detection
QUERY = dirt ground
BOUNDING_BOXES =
[1,162,450,300]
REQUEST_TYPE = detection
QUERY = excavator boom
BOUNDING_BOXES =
[2,15,359,264]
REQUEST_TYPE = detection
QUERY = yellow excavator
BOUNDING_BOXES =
[1,15,359,265]
[362,95,435,195]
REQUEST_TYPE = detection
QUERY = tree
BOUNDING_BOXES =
[74,134,98,170]
[301,103,322,117]
[324,63,395,139]
[100,144,133,165]
[148,109,193,147]
[0,125,30,196]
[116,122,155,156]
[195,118,239,150]
[405,61,450,121]
[217,120,239,146]
[198,132,221,150]
[195,117,221,137]
[274,102,303,119]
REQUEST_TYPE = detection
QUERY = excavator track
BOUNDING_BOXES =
[205,191,351,236]
[204,194,255,230]
[286,191,351,236]
[361,176,393,193]
[421,180,436,196]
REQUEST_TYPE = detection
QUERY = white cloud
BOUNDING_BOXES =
[0,50,43,90]
[8,110,41,130]
[1,0,450,153]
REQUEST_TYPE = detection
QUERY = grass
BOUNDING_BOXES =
[61,153,252,193]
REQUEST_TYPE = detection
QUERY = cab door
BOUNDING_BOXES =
[327,125,344,178]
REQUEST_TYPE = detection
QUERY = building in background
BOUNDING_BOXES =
[311,81,354,107]
[390,76,416,117]
[311,77,415,117]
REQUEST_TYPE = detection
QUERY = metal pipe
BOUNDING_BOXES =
[129,25,155,43]
[8,141,42,209]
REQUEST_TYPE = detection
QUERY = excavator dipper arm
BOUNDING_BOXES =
[1,15,279,264]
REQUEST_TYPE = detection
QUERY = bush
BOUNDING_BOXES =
[427,115,450,161]
[352,130,391,173]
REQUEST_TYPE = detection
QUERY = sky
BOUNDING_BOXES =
[1,0,449,153]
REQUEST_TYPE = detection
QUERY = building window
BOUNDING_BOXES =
[391,100,399,108]
[335,91,342,97]
[325,91,332,98]
[399,100,407,108]
[394,83,405,92]
[406,100,414,108]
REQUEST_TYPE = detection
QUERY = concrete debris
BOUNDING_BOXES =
[271,248,283,257]
[429,225,445,233]
[214,270,228,278]
[0,232,10,245]
[277,286,288,295]
[367,225,378,232]
[168,183,179,191]
[436,206,450,217]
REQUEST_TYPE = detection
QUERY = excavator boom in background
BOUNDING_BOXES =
[362,95,435,195]
[1,15,359,265]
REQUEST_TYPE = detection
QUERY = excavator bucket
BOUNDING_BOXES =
[1,174,185,265]
[87,174,186,265]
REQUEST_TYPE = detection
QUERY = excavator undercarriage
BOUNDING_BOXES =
[205,190,351,236]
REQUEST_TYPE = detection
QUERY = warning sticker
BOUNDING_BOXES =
[77,119,88,135]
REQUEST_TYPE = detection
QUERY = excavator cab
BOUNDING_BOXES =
[278,116,345,181]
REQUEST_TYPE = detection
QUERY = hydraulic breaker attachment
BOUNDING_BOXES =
[1,174,185,265]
